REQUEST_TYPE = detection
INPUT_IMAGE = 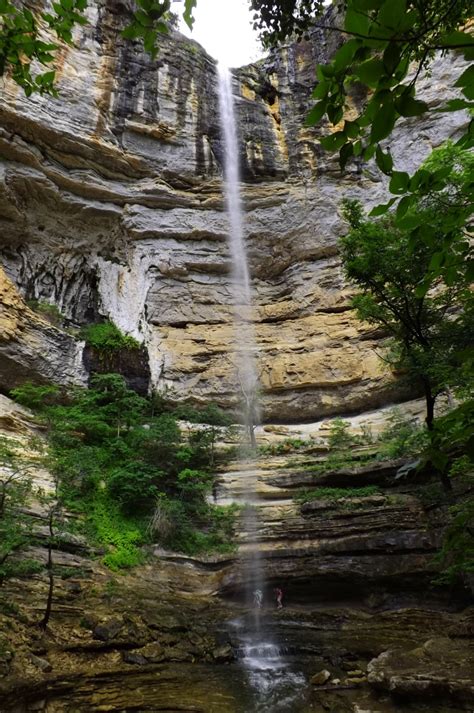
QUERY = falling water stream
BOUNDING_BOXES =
[218,64,306,712]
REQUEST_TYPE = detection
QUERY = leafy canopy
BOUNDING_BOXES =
[251,0,473,164]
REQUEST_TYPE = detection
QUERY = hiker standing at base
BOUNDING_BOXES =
[275,587,283,609]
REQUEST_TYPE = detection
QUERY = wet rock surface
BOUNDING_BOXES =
[367,637,474,709]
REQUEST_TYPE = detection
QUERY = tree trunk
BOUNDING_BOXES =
[424,380,452,492]
[39,511,55,629]
[424,381,435,433]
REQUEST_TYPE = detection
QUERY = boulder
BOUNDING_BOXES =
[311,669,331,685]
[92,618,124,642]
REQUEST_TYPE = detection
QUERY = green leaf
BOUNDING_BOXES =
[444,266,457,286]
[345,120,360,139]
[326,102,343,125]
[356,57,385,87]
[183,0,197,30]
[344,9,370,36]
[409,168,430,191]
[363,143,376,160]
[396,194,412,218]
[414,282,429,298]
[41,70,56,83]
[455,65,474,88]
[312,79,329,99]
[383,42,401,75]
[143,29,157,54]
[438,98,474,112]
[371,99,396,143]
[369,197,396,215]
[378,0,406,30]
[320,131,346,151]
[375,144,393,174]
[305,101,327,126]
[428,252,445,273]
[439,31,474,49]
[389,171,410,194]
[122,24,142,40]
[462,85,474,101]
[333,38,361,72]
[134,10,150,27]
[396,94,428,117]
[0,0,15,13]
[339,142,354,170]
[397,214,422,229]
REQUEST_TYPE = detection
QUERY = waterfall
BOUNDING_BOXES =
[218,62,262,609]
[218,65,260,447]
[217,65,306,711]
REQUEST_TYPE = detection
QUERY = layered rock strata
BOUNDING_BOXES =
[0,2,469,419]
[0,268,86,388]
[1,396,472,712]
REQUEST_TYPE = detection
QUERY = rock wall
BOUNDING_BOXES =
[0,1,469,419]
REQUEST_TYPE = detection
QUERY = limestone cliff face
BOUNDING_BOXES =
[0,1,469,419]
[0,267,86,387]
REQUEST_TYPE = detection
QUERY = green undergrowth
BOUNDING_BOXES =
[89,496,146,571]
[296,485,381,506]
[290,412,428,478]
[259,438,307,456]
[10,376,238,569]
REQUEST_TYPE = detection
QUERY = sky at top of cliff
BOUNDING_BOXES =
[175,0,264,67]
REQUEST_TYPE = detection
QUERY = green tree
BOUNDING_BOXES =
[340,149,473,487]
[251,0,473,163]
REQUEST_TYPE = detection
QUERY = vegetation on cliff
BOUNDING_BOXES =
[80,322,141,356]
[10,375,237,569]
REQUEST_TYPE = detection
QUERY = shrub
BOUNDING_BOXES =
[11,378,238,567]
[327,418,355,450]
[259,438,307,456]
[376,409,427,460]
[10,383,59,411]
[90,496,145,571]
[296,485,381,504]
[81,321,140,354]
[436,494,474,584]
